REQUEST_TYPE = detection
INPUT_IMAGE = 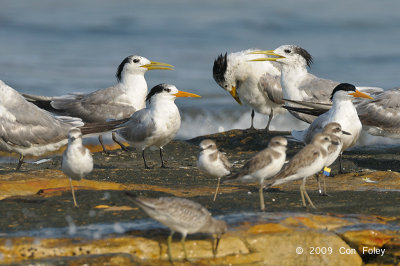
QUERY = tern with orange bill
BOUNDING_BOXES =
[117,83,201,168]
[24,55,174,153]
[291,83,373,172]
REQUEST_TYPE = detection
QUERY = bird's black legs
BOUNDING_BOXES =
[160,148,168,168]
[16,154,24,171]
[249,109,255,130]
[142,150,151,169]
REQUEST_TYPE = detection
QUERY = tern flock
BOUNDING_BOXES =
[1,44,399,261]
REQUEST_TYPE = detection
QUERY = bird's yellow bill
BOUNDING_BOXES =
[248,50,285,62]
[174,91,201,98]
[141,61,174,70]
[349,90,374,100]
[230,86,242,105]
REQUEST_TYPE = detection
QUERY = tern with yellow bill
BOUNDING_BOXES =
[213,49,285,130]
[249,45,382,124]
[24,55,174,153]
[117,83,201,168]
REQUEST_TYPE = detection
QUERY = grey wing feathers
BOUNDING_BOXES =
[79,117,130,136]
[22,93,53,101]
[283,99,331,122]
[299,75,338,103]
[117,109,156,142]
[283,99,332,110]
[357,88,400,129]
[0,92,73,147]
[258,73,284,104]
[303,113,329,143]
[50,87,136,122]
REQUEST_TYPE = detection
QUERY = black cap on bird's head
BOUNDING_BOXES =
[146,83,171,102]
[330,83,356,101]
[249,45,313,68]
[116,56,134,82]
[145,83,201,103]
[291,46,313,68]
[115,55,174,82]
[213,53,228,84]
[330,83,373,101]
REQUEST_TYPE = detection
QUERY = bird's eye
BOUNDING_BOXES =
[165,88,171,93]
[284,49,291,54]
[133,59,140,63]
[224,85,228,88]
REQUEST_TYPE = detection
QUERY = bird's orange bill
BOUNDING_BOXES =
[349,90,374,100]
[230,86,242,105]
[174,91,201,98]
[248,50,286,62]
[141,61,174,70]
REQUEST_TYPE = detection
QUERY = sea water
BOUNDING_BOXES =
[1,0,400,144]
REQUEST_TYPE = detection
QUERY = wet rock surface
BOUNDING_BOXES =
[0,129,399,265]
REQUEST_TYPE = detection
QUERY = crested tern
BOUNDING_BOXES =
[24,55,173,152]
[250,45,382,124]
[117,84,201,169]
[213,50,285,130]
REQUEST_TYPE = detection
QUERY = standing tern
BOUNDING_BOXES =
[213,50,285,130]
[24,55,173,152]
[223,136,287,211]
[197,139,231,201]
[265,133,337,208]
[250,45,381,124]
[0,80,127,170]
[129,195,227,262]
[291,83,373,172]
[62,128,93,207]
[117,84,201,168]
